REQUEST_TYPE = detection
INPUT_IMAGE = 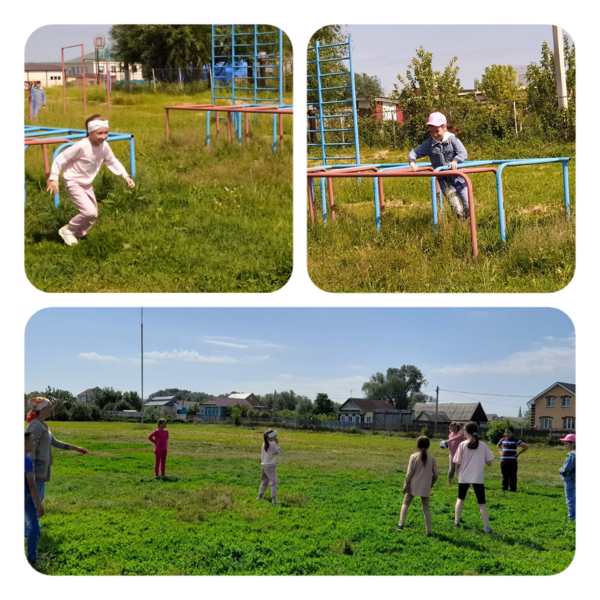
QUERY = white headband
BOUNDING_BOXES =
[87,119,109,133]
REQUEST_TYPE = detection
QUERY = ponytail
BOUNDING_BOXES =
[263,431,271,451]
[416,435,430,465]
[465,421,480,449]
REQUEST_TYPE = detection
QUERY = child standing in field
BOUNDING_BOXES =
[257,430,281,505]
[25,431,44,566]
[497,426,528,492]
[408,111,470,219]
[453,421,494,533]
[559,433,575,521]
[398,436,438,535]
[441,422,466,483]
[46,114,135,246]
[148,418,169,479]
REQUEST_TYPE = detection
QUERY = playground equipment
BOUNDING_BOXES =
[24,125,136,207]
[164,25,292,150]
[306,36,572,244]
[61,43,88,114]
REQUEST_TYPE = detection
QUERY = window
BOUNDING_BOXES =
[545,396,556,408]
[365,414,373,424]
[540,416,553,430]
[563,417,575,430]
[561,396,572,408]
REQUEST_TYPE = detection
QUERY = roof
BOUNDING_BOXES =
[144,399,177,407]
[25,62,63,72]
[339,397,404,413]
[228,392,255,401]
[527,382,576,406]
[413,402,487,422]
[415,410,450,423]
[150,395,177,402]
[202,395,253,408]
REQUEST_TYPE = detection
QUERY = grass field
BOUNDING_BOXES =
[24,87,292,292]
[308,142,575,292]
[32,422,575,575]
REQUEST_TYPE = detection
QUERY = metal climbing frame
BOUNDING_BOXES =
[24,125,136,207]
[307,36,360,167]
[165,25,291,151]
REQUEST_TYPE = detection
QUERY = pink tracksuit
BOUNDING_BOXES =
[48,137,130,238]
[148,428,169,477]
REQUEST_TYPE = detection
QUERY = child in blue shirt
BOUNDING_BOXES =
[25,432,44,566]
[559,433,575,521]
[408,111,469,219]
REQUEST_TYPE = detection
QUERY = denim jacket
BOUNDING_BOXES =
[408,132,468,168]
[559,451,575,482]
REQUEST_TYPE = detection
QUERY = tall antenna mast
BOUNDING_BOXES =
[140,307,144,422]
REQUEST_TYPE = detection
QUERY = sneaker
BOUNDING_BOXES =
[444,189,465,219]
[483,526,492,534]
[58,225,78,246]
[396,524,404,531]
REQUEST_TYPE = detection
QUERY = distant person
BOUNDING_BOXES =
[440,422,466,483]
[559,433,575,521]
[307,104,319,145]
[497,426,528,491]
[30,81,46,120]
[25,431,44,566]
[453,421,494,533]
[398,436,438,535]
[25,396,89,503]
[257,429,281,505]
[148,418,169,479]
[46,113,135,246]
[408,111,470,219]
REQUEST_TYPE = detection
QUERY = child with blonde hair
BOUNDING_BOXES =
[46,114,135,246]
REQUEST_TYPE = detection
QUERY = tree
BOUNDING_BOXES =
[314,393,335,415]
[295,397,314,416]
[70,403,91,421]
[94,387,123,410]
[479,65,520,103]
[122,391,142,411]
[362,365,426,410]
[393,47,461,141]
[526,38,575,139]
[355,72,384,99]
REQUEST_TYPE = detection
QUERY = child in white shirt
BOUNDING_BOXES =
[257,430,281,505]
[46,114,135,246]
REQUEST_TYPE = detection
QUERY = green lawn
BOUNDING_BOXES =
[25,87,292,292]
[308,142,575,292]
[33,422,575,575]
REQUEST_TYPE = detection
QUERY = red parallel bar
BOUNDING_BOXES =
[327,177,336,220]
[307,167,497,259]
[24,137,71,145]
[307,177,316,224]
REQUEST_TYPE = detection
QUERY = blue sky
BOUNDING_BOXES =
[25,25,113,62]
[25,308,574,416]
[346,25,566,93]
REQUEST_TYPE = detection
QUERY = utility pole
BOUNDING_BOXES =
[434,385,439,437]
[552,26,568,110]
[140,307,144,423]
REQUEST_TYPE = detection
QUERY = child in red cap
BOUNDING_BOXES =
[559,433,575,521]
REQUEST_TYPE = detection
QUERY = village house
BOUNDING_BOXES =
[338,398,412,429]
[357,96,404,122]
[527,382,575,431]
[25,63,64,87]
[412,402,489,427]
[143,396,186,420]
[198,395,253,422]
[77,387,103,405]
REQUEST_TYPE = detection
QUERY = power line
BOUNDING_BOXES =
[438,387,531,399]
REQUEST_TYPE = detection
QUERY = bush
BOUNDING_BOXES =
[231,406,241,426]
[69,402,91,421]
[52,401,71,421]
[486,419,513,444]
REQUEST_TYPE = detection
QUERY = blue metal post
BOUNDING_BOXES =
[210,25,216,105]
[495,164,508,242]
[205,111,211,146]
[373,177,381,231]
[129,136,136,178]
[272,113,277,152]
[253,25,258,105]
[320,177,328,223]
[430,176,438,225]
[562,159,571,217]
[315,42,328,167]
[278,28,284,106]
[347,36,361,166]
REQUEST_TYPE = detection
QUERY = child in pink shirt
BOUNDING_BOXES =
[46,113,135,246]
[148,418,169,479]
[443,422,466,483]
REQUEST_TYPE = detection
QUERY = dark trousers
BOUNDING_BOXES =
[501,460,518,491]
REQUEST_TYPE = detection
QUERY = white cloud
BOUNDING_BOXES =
[78,352,119,362]
[431,338,575,377]
[144,350,237,364]
[202,336,286,351]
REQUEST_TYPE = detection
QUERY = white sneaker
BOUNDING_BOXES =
[58,226,78,246]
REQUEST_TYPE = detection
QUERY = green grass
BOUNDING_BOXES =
[25,88,292,292]
[33,422,575,575]
[308,143,575,292]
